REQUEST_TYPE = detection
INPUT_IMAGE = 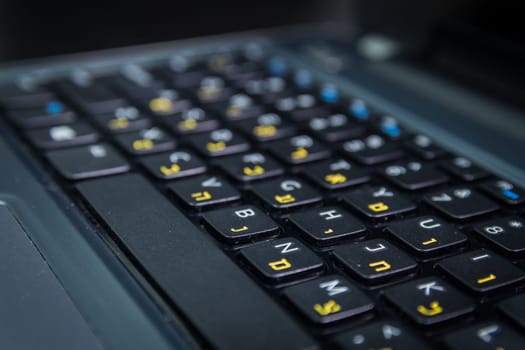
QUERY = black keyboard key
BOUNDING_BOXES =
[266,56,289,77]
[499,294,525,329]
[384,277,474,325]
[425,188,498,220]
[142,88,192,116]
[115,127,176,155]
[47,143,129,180]
[118,64,166,97]
[387,216,467,254]
[76,174,316,350]
[381,161,448,190]
[333,321,431,350]
[481,179,525,205]
[308,113,365,142]
[443,322,525,350]
[163,107,219,135]
[252,177,322,209]
[7,100,76,128]
[189,128,250,157]
[342,134,403,165]
[243,76,289,104]
[240,238,323,281]
[57,80,126,114]
[437,250,525,293]
[289,206,366,244]
[25,121,99,149]
[319,83,340,104]
[441,156,489,181]
[202,205,280,243]
[267,134,330,165]
[346,98,372,122]
[284,275,374,323]
[92,106,151,133]
[219,152,284,182]
[140,150,206,180]
[0,84,55,109]
[108,74,165,101]
[334,239,417,282]
[343,185,416,219]
[473,217,525,254]
[196,76,234,103]
[236,112,295,141]
[302,159,370,190]
[218,93,263,120]
[405,134,447,160]
[375,116,405,140]
[275,94,329,122]
[168,175,241,208]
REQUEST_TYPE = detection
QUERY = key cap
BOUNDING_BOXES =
[75,174,316,350]
[441,156,489,181]
[196,76,234,103]
[266,56,289,77]
[141,88,192,116]
[319,83,339,104]
[117,64,166,98]
[108,75,165,101]
[293,69,314,91]
[374,116,405,140]
[0,84,55,109]
[346,98,372,122]
[301,159,370,190]
[342,134,403,165]
[481,179,525,205]
[405,134,447,160]
[216,93,263,120]
[25,121,99,149]
[275,94,329,122]
[386,216,467,254]
[163,56,209,88]
[240,238,323,281]
[284,274,374,323]
[140,150,206,180]
[267,135,331,165]
[168,175,240,208]
[308,113,365,142]
[46,143,129,180]
[115,127,176,155]
[218,152,284,182]
[289,206,366,244]
[202,205,280,243]
[425,188,498,220]
[342,185,416,219]
[92,105,151,133]
[384,277,474,325]
[251,177,322,209]
[473,217,525,254]
[443,322,525,350]
[7,100,76,128]
[56,80,126,114]
[236,113,295,142]
[333,321,431,350]
[381,160,448,190]
[437,249,525,293]
[334,239,417,282]
[499,294,525,329]
[243,76,289,104]
[189,128,250,157]
[163,107,219,135]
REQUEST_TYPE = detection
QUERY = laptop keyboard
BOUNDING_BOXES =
[1,45,525,349]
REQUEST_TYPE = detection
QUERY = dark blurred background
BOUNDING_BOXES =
[0,0,523,108]
[1,0,523,62]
